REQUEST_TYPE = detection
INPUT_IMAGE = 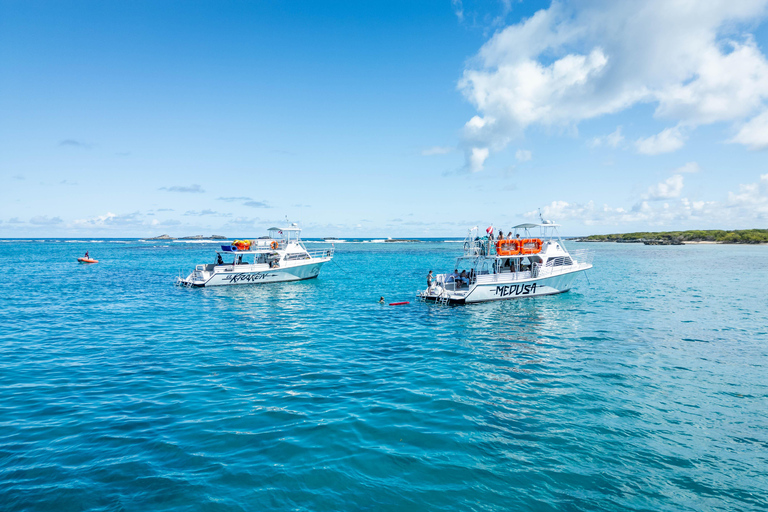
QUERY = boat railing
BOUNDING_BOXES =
[567,249,593,267]
[462,237,493,256]
[307,248,334,259]
[474,250,593,284]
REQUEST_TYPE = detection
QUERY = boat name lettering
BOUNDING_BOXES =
[494,283,537,297]
[223,273,273,283]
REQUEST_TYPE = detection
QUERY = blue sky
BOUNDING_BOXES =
[2,0,768,237]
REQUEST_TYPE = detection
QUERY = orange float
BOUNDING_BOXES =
[495,239,520,256]
[232,239,251,251]
[519,238,543,255]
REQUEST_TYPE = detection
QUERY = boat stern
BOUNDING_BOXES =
[176,265,211,287]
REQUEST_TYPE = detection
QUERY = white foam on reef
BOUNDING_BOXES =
[88,240,105,243]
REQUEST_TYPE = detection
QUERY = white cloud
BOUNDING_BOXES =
[590,126,624,148]
[159,184,204,193]
[727,173,768,215]
[646,174,684,200]
[421,146,455,156]
[527,173,768,227]
[635,126,687,155]
[515,149,532,162]
[468,147,489,173]
[451,0,464,23]
[729,110,768,150]
[30,216,63,225]
[73,212,146,227]
[675,162,700,174]
[459,1,768,167]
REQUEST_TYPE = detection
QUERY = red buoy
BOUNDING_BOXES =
[388,301,409,306]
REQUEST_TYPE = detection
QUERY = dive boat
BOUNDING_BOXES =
[417,221,592,304]
[177,224,334,287]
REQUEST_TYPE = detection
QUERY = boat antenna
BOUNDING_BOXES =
[538,208,545,224]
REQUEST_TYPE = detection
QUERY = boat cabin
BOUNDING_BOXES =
[441,222,571,291]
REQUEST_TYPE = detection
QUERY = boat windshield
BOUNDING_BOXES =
[267,224,302,243]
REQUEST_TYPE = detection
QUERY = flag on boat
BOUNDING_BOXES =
[486,226,493,235]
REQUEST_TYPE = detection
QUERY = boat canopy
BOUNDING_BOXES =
[512,222,560,228]
[268,224,302,242]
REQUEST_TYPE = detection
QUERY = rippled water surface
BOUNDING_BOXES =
[1,239,767,511]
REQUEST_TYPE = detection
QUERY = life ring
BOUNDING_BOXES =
[519,238,543,255]
[270,241,278,250]
[496,239,520,256]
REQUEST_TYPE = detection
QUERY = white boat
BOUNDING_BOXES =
[177,224,333,287]
[417,222,592,304]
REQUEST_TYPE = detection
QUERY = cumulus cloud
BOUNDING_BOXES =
[590,126,624,148]
[30,216,64,225]
[468,147,489,173]
[635,126,687,155]
[160,184,204,193]
[675,162,700,174]
[515,149,532,162]
[729,110,768,150]
[646,174,684,200]
[528,173,768,226]
[727,173,768,215]
[458,1,768,167]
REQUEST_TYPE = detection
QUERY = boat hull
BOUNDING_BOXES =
[179,259,330,287]
[419,267,589,304]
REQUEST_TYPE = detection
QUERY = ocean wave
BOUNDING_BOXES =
[173,240,226,244]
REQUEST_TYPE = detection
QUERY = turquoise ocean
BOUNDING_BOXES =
[1,238,767,511]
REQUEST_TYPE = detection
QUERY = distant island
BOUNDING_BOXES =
[144,234,228,240]
[573,229,768,245]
